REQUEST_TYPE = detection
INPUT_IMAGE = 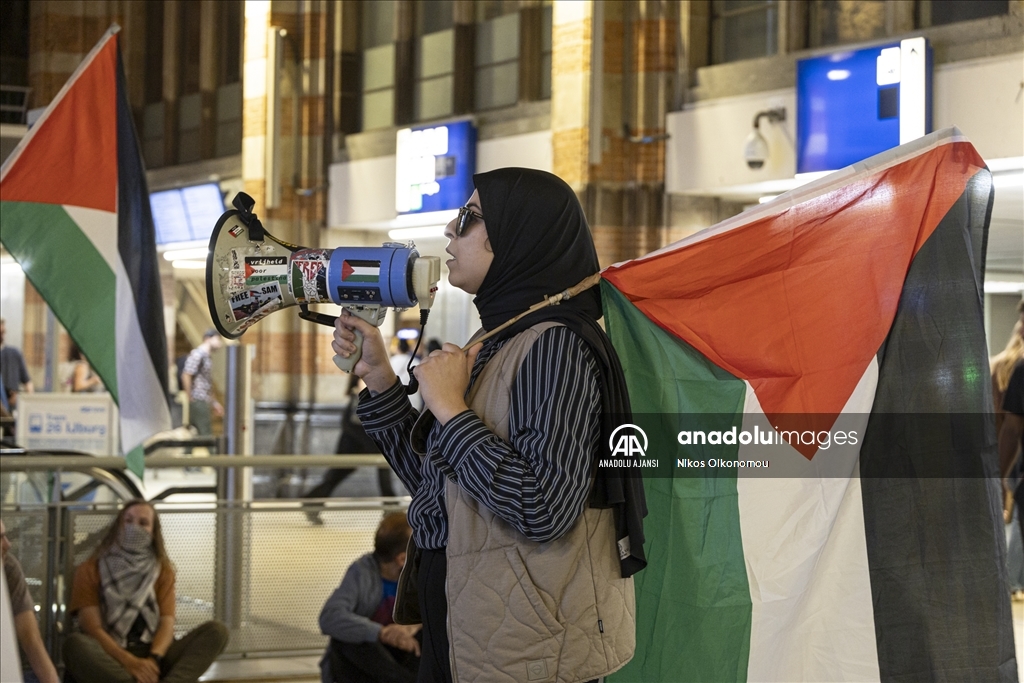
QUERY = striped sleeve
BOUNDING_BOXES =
[433,326,601,543]
[356,380,423,494]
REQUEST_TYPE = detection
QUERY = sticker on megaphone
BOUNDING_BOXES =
[206,193,441,372]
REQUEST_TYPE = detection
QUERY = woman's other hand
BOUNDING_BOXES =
[414,342,482,424]
[333,311,397,393]
[379,623,422,656]
[125,655,160,683]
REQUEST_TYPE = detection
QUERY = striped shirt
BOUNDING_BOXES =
[182,347,214,402]
[357,326,601,550]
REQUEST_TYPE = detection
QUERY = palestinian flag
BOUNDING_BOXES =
[0,27,170,475]
[602,129,1016,681]
[341,259,381,283]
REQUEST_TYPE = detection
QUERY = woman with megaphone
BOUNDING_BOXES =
[333,168,646,683]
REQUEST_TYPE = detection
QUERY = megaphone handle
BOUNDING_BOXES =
[333,328,363,373]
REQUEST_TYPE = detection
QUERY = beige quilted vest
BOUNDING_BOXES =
[444,322,636,683]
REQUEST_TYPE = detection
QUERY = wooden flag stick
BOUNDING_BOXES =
[460,272,603,351]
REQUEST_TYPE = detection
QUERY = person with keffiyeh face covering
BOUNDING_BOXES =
[63,500,228,683]
[334,168,646,683]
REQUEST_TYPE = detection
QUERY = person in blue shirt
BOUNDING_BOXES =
[0,371,11,439]
[318,512,420,683]
[0,371,9,414]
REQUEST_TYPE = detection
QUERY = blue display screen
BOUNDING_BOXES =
[151,183,226,245]
[797,44,902,174]
[396,120,477,214]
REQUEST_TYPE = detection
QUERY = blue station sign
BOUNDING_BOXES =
[395,120,477,214]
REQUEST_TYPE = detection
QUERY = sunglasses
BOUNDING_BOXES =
[454,205,484,237]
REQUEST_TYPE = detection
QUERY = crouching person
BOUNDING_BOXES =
[319,512,421,683]
[63,500,228,683]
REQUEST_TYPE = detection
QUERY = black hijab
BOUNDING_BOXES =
[472,168,647,578]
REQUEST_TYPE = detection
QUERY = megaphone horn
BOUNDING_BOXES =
[206,193,441,373]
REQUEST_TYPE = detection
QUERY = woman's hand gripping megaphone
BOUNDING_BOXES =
[332,310,398,394]
[334,311,482,425]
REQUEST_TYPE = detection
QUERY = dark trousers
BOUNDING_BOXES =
[417,549,452,683]
[1016,479,1024,544]
[63,621,229,683]
[188,400,212,436]
[327,638,419,683]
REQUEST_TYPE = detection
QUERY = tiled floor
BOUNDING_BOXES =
[200,654,320,682]
[202,600,1024,682]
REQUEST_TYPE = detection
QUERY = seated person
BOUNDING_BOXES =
[2,518,59,683]
[319,512,421,683]
[63,500,228,683]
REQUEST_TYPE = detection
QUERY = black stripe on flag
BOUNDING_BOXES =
[345,259,380,268]
[115,46,168,396]
[860,170,1017,681]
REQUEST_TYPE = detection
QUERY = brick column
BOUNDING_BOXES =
[161,0,181,166]
[617,1,675,261]
[550,1,593,192]
[453,0,476,114]
[551,1,677,268]
[241,1,340,413]
[198,0,219,159]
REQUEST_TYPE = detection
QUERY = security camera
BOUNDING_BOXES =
[744,130,769,170]
[744,107,786,171]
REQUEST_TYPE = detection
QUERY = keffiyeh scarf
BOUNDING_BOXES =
[98,523,162,646]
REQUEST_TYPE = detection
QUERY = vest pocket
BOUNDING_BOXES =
[504,547,564,638]
[447,546,565,680]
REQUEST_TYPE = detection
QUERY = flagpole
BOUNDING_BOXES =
[460,272,603,351]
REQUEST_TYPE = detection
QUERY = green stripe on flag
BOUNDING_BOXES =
[0,201,117,400]
[602,281,752,683]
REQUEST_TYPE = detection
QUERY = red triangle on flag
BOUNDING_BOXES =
[0,34,118,213]
[341,260,354,281]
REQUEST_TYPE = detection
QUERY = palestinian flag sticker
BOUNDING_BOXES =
[341,259,380,283]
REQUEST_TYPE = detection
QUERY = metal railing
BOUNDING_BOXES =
[0,453,389,471]
[0,454,405,663]
[0,84,32,124]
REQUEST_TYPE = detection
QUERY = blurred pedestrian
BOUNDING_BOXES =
[0,318,32,410]
[181,330,223,436]
[66,342,104,393]
[389,337,423,412]
[303,380,395,525]
[0,373,7,415]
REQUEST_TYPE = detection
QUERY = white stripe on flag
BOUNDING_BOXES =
[737,359,881,682]
[66,205,170,453]
[65,205,118,272]
[116,259,171,453]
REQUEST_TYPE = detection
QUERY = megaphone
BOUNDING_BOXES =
[206,192,441,373]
